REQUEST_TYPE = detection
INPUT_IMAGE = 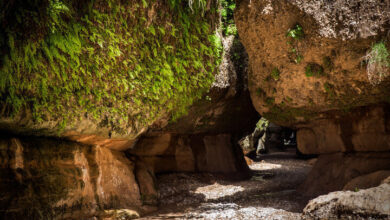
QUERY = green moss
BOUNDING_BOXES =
[295,54,303,64]
[256,88,265,97]
[265,97,275,105]
[305,63,324,78]
[0,0,221,132]
[323,82,336,99]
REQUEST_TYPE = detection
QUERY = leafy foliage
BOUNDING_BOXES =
[286,24,304,40]
[256,117,269,130]
[220,0,236,36]
[0,0,221,134]
[287,25,304,64]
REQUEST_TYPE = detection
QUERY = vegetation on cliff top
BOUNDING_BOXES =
[220,0,237,36]
[0,0,222,133]
[365,41,390,85]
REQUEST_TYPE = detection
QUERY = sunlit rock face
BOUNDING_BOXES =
[0,136,141,219]
[297,106,390,154]
[235,0,390,154]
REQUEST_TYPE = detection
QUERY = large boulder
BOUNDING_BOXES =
[0,0,221,150]
[129,35,258,177]
[235,0,390,154]
[303,180,390,219]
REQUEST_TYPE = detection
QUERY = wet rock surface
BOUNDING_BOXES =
[139,149,312,219]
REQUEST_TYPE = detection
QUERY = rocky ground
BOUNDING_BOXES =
[139,148,313,219]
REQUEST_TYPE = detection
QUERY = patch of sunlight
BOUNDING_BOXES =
[249,162,282,171]
[194,183,245,200]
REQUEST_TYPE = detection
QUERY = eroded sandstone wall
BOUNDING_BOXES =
[129,133,249,176]
[0,136,142,219]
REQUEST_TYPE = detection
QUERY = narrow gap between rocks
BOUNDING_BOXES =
[140,122,317,219]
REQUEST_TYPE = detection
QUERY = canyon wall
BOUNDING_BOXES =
[0,1,258,218]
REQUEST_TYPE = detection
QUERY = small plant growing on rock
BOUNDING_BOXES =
[364,41,390,85]
[295,54,303,64]
[305,63,324,78]
[270,68,280,81]
[286,24,304,40]
[287,24,304,64]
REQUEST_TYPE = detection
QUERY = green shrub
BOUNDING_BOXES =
[365,41,390,85]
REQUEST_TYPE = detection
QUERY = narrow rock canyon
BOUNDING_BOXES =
[0,0,390,219]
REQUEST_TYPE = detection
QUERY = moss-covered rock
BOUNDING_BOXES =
[0,0,221,145]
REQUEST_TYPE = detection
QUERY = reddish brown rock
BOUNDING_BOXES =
[235,0,390,158]
[297,106,390,154]
[0,136,142,219]
[244,156,254,166]
[299,152,390,197]
[343,170,390,191]
[134,160,158,206]
[235,0,390,127]
[129,133,250,177]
